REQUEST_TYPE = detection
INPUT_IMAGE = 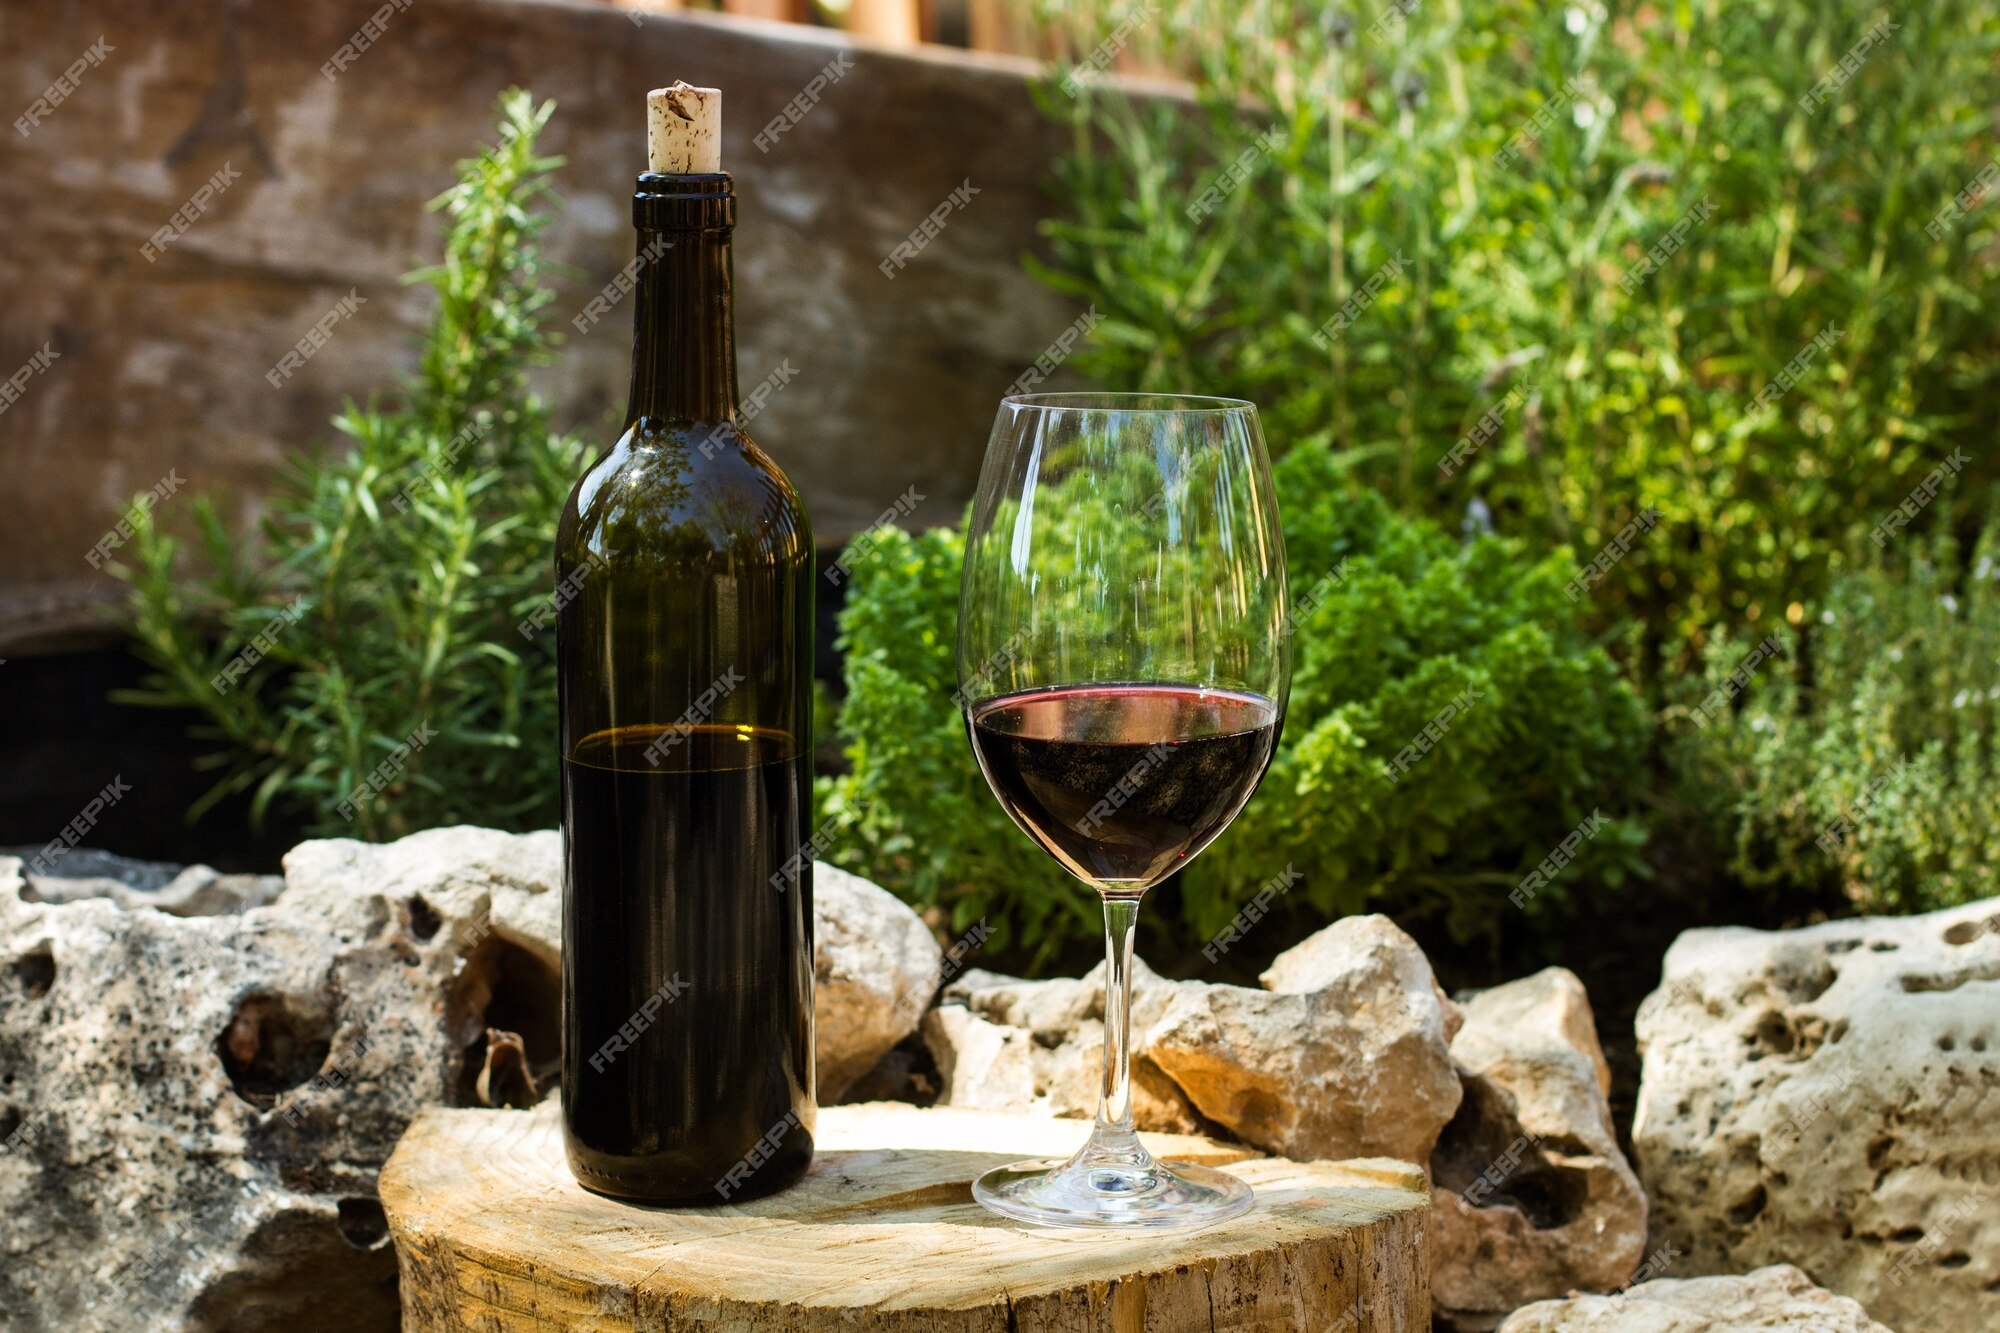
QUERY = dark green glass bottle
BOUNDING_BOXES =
[555,168,815,1203]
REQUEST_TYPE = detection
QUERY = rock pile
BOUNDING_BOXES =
[1496,1263,1894,1332]
[1634,896,2000,1333]
[923,917,1655,1327]
[0,828,939,1332]
[1431,968,1648,1330]
[13,820,1987,1332]
[924,915,1465,1163]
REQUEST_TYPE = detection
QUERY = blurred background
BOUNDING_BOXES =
[2,0,1997,1124]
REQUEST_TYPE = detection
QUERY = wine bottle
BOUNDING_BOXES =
[556,83,815,1204]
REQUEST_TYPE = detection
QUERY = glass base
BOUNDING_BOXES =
[972,1126,1253,1230]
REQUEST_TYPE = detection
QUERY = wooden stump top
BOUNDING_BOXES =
[381,1102,1430,1332]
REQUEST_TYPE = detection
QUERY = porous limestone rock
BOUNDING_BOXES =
[1495,1263,1896,1332]
[926,960,1208,1133]
[1633,897,2000,1333]
[811,864,944,1101]
[1261,912,1466,1044]
[281,826,942,1102]
[0,828,941,1331]
[1430,968,1648,1331]
[4,845,284,916]
[921,1003,1038,1111]
[0,854,472,1331]
[925,915,1463,1163]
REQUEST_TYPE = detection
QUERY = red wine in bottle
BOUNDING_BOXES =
[556,85,814,1204]
[967,685,1279,892]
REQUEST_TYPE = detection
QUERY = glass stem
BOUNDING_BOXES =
[1095,895,1140,1142]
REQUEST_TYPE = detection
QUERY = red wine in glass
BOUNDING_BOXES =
[969,684,1278,892]
[958,392,1289,1229]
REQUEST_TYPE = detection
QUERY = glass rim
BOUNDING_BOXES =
[999,391,1256,415]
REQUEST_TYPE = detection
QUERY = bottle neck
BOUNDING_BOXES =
[626,188,738,427]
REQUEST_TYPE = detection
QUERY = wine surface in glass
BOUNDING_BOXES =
[968,684,1278,891]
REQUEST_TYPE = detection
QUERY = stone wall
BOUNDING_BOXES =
[0,0,1093,653]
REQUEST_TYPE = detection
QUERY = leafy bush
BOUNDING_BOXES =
[114,92,578,839]
[1027,0,2000,657]
[821,441,1651,966]
[1666,525,2000,915]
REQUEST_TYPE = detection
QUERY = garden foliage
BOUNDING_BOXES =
[1027,0,2000,658]
[821,442,1652,965]
[114,92,576,839]
[1667,525,2000,917]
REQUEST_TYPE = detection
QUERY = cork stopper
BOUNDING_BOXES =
[647,83,722,174]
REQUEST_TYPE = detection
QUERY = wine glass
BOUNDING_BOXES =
[957,393,1290,1229]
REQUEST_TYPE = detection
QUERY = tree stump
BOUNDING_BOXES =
[381,1101,1430,1332]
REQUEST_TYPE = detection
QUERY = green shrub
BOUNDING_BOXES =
[821,443,1651,966]
[1027,0,2000,657]
[1667,525,2000,915]
[113,91,578,839]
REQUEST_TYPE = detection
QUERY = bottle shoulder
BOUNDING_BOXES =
[559,422,811,568]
